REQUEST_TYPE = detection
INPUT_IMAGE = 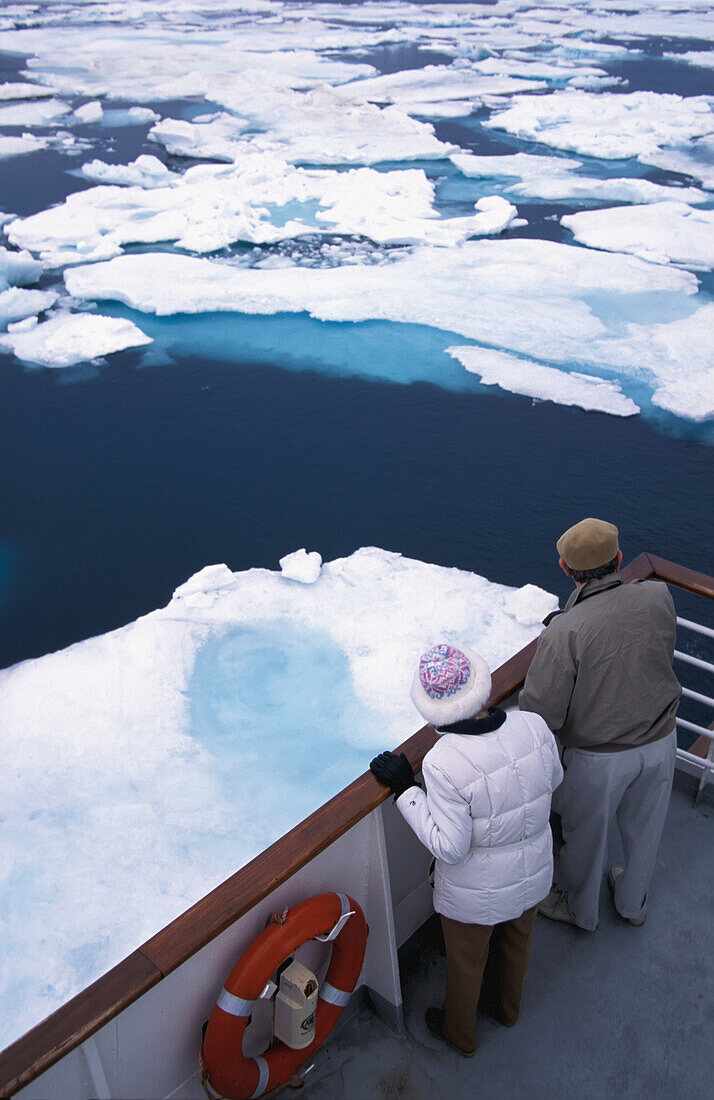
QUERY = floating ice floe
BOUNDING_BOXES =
[0,80,55,100]
[563,202,714,269]
[0,97,70,127]
[0,312,152,367]
[79,154,174,188]
[668,51,714,69]
[0,545,556,1049]
[353,62,543,110]
[447,346,639,417]
[72,99,103,124]
[450,151,706,205]
[150,86,454,165]
[0,287,58,329]
[61,238,710,420]
[485,90,714,160]
[100,105,160,126]
[7,156,513,261]
[0,245,43,288]
[0,24,376,101]
[639,137,714,192]
[0,133,50,159]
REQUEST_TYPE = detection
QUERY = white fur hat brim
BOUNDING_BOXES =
[410,646,492,728]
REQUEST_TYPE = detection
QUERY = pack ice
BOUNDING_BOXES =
[0,547,556,1050]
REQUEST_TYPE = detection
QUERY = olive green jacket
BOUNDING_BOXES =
[519,573,680,752]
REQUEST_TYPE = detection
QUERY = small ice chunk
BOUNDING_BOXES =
[173,564,236,600]
[470,195,517,234]
[73,100,103,124]
[173,563,236,607]
[279,549,322,584]
[451,152,582,179]
[0,133,49,159]
[80,154,172,188]
[0,287,58,328]
[0,312,152,367]
[504,584,559,626]
[0,246,43,289]
[7,315,39,333]
[447,346,640,417]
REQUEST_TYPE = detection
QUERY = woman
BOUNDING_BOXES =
[370,643,562,1056]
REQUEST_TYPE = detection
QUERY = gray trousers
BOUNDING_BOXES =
[553,730,676,931]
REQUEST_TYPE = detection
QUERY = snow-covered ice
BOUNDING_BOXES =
[0,81,55,100]
[0,133,49,158]
[447,346,640,417]
[485,91,714,160]
[563,202,714,269]
[279,548,323,583]
[6,158,514,261]
[639,137,714,192]
[0,287,57,328]
[0,97,70,127]
[0,245,43,289]
[0,546,557,1050]
[450,151,707,204]
[0,312,152,367]
[79,154,173,188]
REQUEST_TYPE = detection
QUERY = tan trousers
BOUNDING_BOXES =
[440,904,538,1052]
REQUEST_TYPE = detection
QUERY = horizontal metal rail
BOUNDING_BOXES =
[677,747,714,772]
[674,650,714,675]
[681,685,714,709]
[1,550,712,1098]
[675,717,714,741]
[677,616,714,640]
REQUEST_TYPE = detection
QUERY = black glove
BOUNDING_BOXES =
[369,751,417,797]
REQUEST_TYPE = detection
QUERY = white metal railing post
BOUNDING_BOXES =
[675,616,714,803]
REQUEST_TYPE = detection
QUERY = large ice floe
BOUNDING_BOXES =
[0,547,557,1050]
[6,155,516,262]
[62,240,714,421]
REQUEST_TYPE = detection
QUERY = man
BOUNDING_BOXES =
[520,518,680,932]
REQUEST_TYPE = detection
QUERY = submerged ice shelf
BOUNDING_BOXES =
[0,547,556,1051]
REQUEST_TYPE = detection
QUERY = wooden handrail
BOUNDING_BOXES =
[2,553,712,1096]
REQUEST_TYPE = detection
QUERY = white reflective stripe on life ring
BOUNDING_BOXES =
[320,981,351,1008]
[250,1056,270,1098]
[217,988,254,1017]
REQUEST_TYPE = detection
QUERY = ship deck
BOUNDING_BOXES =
[305,780,712,1100]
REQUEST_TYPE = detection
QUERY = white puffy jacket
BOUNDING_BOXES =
[397,708,563,925]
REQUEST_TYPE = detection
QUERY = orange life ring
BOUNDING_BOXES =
[201,892,368,1099]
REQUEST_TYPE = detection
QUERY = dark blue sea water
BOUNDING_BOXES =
[1,28,713,690]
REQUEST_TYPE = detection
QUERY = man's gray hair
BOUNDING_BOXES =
[568,554,620,584]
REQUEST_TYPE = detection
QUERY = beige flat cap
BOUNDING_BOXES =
[557,518,619,570]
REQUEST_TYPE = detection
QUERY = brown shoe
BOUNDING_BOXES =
[424,1007,476,1058]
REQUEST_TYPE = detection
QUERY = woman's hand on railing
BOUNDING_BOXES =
[369,751,418,797]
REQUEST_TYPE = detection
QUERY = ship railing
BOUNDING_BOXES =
[1,553,712,1100]
[673,614,714,803]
